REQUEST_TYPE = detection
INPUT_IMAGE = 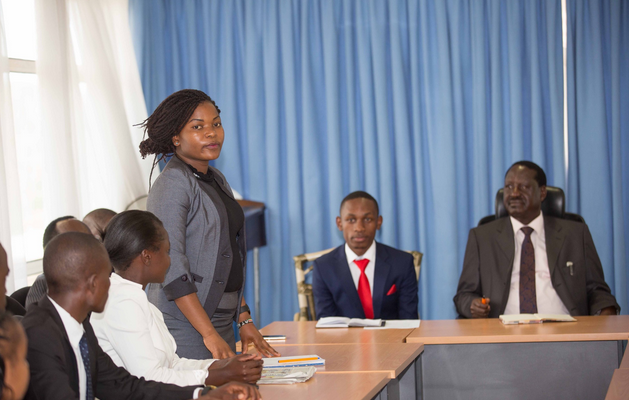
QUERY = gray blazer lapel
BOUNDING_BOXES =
[209,166,236,200]
[544,216,565,277]
[372,244,390,319]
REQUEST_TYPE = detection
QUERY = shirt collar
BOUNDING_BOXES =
[345,240,377,263]
[48,296,85,347]
[510,212,545,240]
[111,272,143,290]
[177,155,214,182]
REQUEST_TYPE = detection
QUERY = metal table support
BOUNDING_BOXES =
[237,200,267,326]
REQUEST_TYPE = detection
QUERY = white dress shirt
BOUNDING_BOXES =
[504,214,571,315]
[344,240,377,296]
[49,296,87,400]
[91,273,213,386]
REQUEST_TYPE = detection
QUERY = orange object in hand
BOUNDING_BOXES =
[481,298,487,305]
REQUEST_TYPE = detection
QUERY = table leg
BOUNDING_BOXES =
[253,247,260,326]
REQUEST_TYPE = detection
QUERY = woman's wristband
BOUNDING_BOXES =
[239,304,250,315]
[237,318,253,329]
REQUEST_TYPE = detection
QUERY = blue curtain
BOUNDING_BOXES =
[566,0,629,313]
[129,0,564,322]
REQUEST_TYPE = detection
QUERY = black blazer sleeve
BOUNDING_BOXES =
[453,229,483,318]
[312,258,340,319]
[395,253,419,319]
[581,224,620,314]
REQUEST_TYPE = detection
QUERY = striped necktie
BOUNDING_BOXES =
[519,227,538,314]
[79,334,94,400]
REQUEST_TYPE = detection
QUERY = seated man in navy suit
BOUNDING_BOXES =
[312,191,418,320]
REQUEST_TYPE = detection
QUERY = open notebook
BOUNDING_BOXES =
[499,314,576,325]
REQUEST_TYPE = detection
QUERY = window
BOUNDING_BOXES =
[2,0,45,262]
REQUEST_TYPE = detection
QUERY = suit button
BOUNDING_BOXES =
[181,275,188,282]
[215,280,224,285]
[222,254,231,258]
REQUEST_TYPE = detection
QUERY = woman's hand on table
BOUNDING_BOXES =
[239,323,281,357]
[203,332,237,359]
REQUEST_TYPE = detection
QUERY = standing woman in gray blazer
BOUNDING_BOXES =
[138,89,279,359]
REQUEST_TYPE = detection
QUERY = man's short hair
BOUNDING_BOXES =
[43,232,107,295]
[84,208,117,241]
[42,216,75,248]
[340,191,379,215]
[506,161,547,187]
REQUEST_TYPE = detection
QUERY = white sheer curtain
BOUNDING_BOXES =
[35,0,152,221]
[0,2,28,293]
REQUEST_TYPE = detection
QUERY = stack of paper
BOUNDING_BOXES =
[315,317,384,328]
[499,314,576,325]
[364,320,421,330]
[262,335,286,342]
[258,366,316,385]
[262,355,325,368]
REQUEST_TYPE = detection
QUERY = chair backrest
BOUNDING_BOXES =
[293,247,423,321]
[5,296,26,316]
[478,186,585,226]
[293,248,335,321]
[10,286,30,307]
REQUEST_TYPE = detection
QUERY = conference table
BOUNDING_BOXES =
[249,317,629,400]
[405,316,629,400]
[251,321,422,400]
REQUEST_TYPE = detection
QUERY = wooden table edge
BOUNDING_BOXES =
[361,372,392,400]
[406,334,629,345]
[314,343,424,378]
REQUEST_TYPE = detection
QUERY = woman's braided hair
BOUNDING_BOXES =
[138,89,221,186]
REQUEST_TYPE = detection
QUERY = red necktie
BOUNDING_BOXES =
[354,259,374,319]
[519,227,538,313]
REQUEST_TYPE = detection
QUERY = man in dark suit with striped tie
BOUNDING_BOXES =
[22,232,260,400]
[454,161,619,318]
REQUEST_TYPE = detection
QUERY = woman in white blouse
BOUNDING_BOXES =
[91,210,262,387]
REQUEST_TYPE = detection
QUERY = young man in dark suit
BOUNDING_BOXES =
[312,191,418,320]
[454,161,619,318]
[22,232,260,400]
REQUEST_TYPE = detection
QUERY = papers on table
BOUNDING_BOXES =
[263,355,325,368]
[364,320,421,330]
[499,313,576,325]
[315,317,419,329]
[258,366,316,385]
[315,317,384,328]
